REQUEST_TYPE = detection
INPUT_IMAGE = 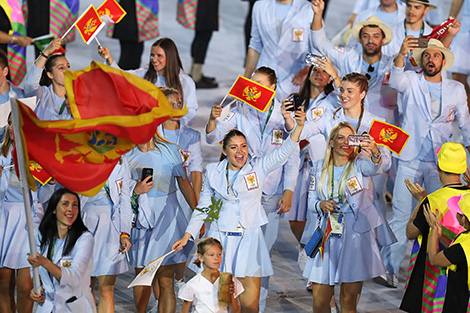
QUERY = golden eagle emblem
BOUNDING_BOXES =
[348,180,357,189]
[62,260,71,268]
[313,109,322,116]
[274,131,283,140]
[243,86,262,102]
[295,30,303,38]
[54,131,134,164]
[379,128,398,143]
[29,162,42,172]
[247,174,255,184]
[84,18,98,35]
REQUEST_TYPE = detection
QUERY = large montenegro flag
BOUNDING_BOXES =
[16,62,186,196]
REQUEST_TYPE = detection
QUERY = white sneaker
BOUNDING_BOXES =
[306,281,313,292]
[373,273,398,288]
[298,248,307,271]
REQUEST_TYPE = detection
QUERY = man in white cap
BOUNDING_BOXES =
[400,142,470,311]
[379,37,470,288]
[310,0,397,216]
[450,0,470,109]
[385,0,460,61]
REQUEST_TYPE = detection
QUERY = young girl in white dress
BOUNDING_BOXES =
[179,238,243,313]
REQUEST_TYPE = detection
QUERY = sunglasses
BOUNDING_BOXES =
[365,64,374,81]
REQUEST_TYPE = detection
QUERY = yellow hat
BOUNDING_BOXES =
[351,16,393,46]
[437,142,467,174]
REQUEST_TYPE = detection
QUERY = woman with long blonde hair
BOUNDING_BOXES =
[302,122,394,312]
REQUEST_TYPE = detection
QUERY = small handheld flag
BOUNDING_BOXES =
[228,76,276,113]
[97,0,127,24]
[127,250,176,288]
[368,120,409,155]
[33,34,67,54]
[74,5,106,45]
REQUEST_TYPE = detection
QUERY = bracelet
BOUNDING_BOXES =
[371,151,382,160]
[120,232,130,238]
[39,51,49,59]
[10,36,17,44]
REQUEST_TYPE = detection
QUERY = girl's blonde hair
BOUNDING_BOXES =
[193,237,223,268]
[317,122,359,200]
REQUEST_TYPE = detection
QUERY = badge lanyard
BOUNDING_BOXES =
[260,101,275,136]
[330,166,344,204]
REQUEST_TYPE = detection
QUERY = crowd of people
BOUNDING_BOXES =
[0,0,470,312]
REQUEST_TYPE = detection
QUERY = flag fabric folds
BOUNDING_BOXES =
[368,119,409,155]
[29,162,52,185]
[15,61,186,196]
[97,0,127,23]
[319,215,332,261]
[128,250,174,288]
[75,5,106,45]
[228,76,276,113]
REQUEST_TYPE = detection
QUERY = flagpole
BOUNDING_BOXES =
[9,96,41,294]
[95,37,102,47]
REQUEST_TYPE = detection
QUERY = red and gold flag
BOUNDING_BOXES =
[369,120,409,155]
[75,5,106,45]
[97,0,127,23]
[65,62,186,141]
[228,76,276,113]
[319,215,332,261]
[29,161,52,185]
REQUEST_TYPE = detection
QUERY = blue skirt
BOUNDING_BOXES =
[303,211,385,284]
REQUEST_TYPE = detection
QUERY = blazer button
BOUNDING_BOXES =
[112,216,115,221]
[236,211,241,216]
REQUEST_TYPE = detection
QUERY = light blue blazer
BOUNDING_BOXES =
[389,64,470,161]
[80,158,133,235]
[250,0,317,99]
[206,100,299,195]
[186,137,298,238]
[306,156,396,246]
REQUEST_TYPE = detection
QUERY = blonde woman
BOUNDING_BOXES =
[302,122,394,312]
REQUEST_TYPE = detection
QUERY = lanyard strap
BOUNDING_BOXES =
[260,101,275,134]
[226,162,230,195]
[330,166,343,204]
[404,19,424,38]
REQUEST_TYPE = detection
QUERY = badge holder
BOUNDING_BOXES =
[329,211,344,237]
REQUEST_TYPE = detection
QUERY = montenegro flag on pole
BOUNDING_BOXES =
[97,0,127,23]
[369,119,409,155]
[15,62,186,196]
[228,76,276,113]
[75,5,106,45]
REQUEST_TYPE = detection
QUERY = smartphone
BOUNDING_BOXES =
[141,168,153,182]
[305,53,327,65]
[348,135,369,146]
[417,38,428,48]
[287,94,301,112]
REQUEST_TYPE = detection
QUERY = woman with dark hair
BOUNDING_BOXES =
[0,115,41,313]
[126,133,197,313]
[282,56,341,250]
[98,37,198,126]
[205,66,300,310]
[23,38,72,121]
[173,109,305,313]
[28,188,95,313]
[303,122,393,312]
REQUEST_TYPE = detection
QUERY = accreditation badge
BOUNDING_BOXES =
[330,212,344,236]
[346,176,363,196]
[243,172,259,191]
[179,149,191,167]
[308,173,316,191]
[223,111,235,122]
[311,107,324,121]
[446,109,455,122]
[115,179,123,196]
[60,258,72,268]
[292,28,304,42]
[272,129,284,145]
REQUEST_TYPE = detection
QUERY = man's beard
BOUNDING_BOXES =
[362,44,381,57]
[423,62,442,77]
